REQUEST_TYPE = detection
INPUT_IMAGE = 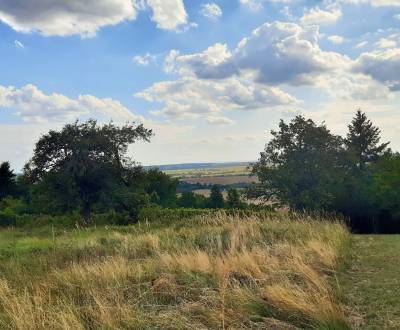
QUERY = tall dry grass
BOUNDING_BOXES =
[0,212,351,329]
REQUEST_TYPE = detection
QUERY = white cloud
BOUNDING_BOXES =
[315,71,391,100]
[14,40,24,48]
[147,0,188,31]
[0,0,190,37]
[239,0,264,11]
[395,14,400,20]
[172,22,349,85]
[375,37,397,49]
[340,0,400,7]
[138,19,396,125]
[0,84,141,123]
[300,7,342,26]
[0,0,138,37]
[136,76,299,120]
[327,35,345,44]
[353,48,400,90]
[133,53,158,66]
[206,116,235,126]
[239,0,294,10]
[200,3,222,19]
[355,40,368,49]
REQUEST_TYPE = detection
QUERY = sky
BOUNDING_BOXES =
[0,0,399,170]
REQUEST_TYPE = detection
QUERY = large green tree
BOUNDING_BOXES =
[24,120,152,220]
[0,162,17,200]
[251,116,346,210]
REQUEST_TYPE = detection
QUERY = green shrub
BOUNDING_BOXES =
[0,208,16,227]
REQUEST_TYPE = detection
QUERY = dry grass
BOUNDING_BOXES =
[0,212,351,329]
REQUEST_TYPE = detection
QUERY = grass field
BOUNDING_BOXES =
[340,235,400,329]
[0,212,351,329]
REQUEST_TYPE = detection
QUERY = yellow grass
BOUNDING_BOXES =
[0,212,351,329]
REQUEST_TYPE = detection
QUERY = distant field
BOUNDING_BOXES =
[166,165,252,179]
[181,174,257,185]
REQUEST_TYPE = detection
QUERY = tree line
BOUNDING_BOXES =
[0,120,244,226]
[0,110,399,232]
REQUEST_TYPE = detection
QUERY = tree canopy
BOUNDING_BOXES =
[24,120,153,220]
[252,111,398,233]
[251,115,346,210]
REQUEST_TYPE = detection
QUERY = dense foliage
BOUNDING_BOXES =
[0,162,17,199]
[252,110,399,233]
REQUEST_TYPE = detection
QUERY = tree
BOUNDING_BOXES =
[144,169,178,207]
[0,162,17,200]
[25,120,152,220]
[226,188,244,209]
[368,152,400,233]
[346,110,389,170]
[208,185,225,209]
[179,192,198,208]
[251,116,346,210]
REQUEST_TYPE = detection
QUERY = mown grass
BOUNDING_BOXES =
[339,235,400,329]
[0,212,351,329]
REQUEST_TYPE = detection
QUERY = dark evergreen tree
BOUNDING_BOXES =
[226,188,243,209]
[208,185,225,209]
[0,162,17,200]
[346,110,389,170]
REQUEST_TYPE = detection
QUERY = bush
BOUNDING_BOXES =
[0,209,16,227]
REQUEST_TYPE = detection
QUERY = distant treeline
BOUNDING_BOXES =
[177,181,252,194]
[146,162,251,171]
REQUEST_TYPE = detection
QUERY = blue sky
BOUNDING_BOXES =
[0,0,399,170]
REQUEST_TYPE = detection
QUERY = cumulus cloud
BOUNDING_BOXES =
[0,84,141,123]
[171,22,349,85]
[200,3,222,19]
[136,76,299,119]
[147,0,188,30]
[0,0,190,37]
[327,35,345,44]
[137,19,396,123]
[353,48,400,90]
[300,7,342,26]
[0,0,138,37]
[315,71,391,100]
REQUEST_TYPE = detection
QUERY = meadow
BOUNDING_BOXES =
[0,211,352,329]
